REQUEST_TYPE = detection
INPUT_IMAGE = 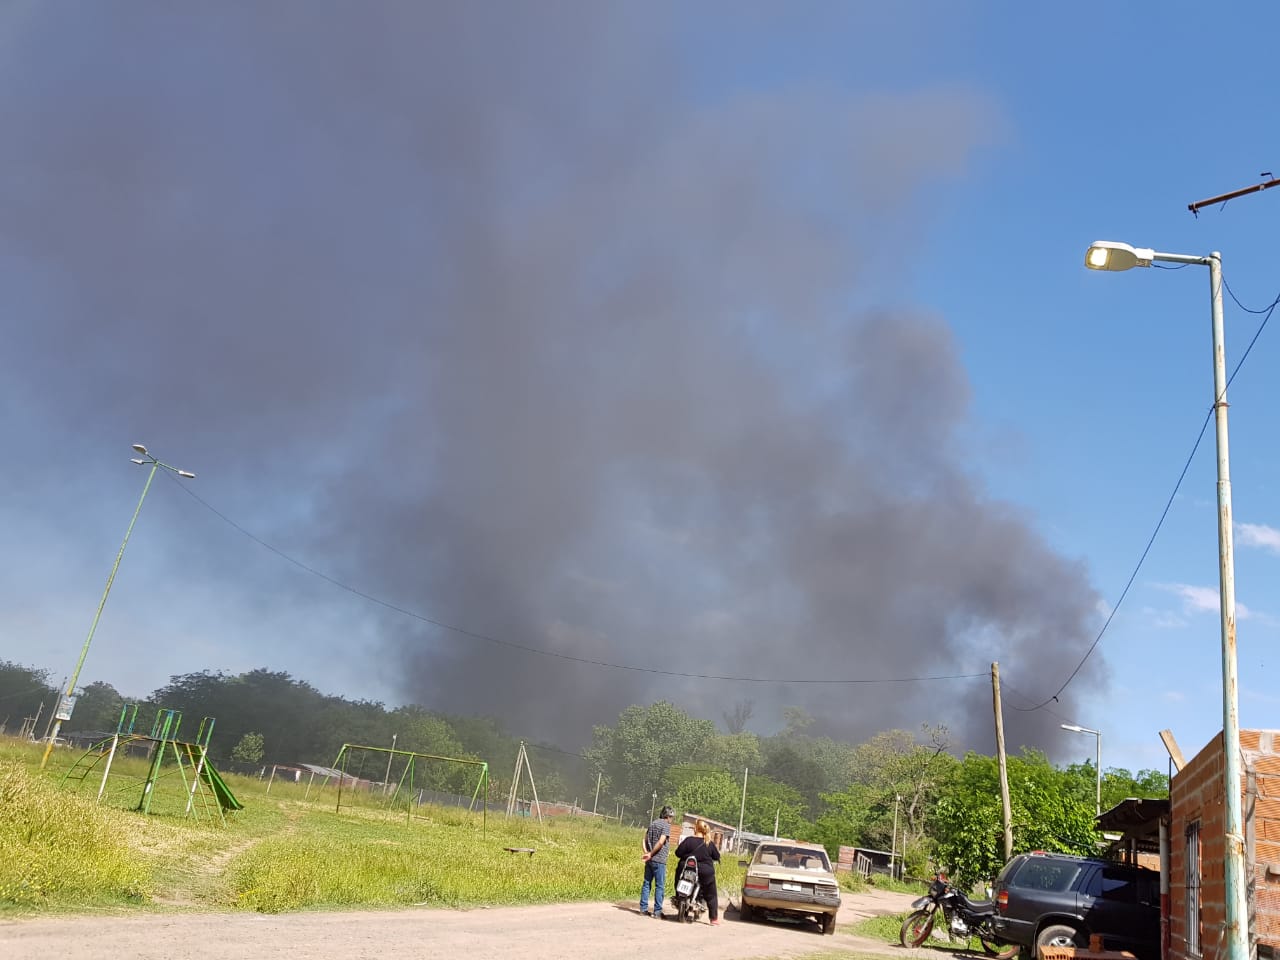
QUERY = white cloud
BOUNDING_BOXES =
[1162,690,1186,703]
[1237,522,1280,555]
[1155,582,1252,620]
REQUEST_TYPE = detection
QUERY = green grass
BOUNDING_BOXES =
[851,910,1011,954]
[850,913,907,943]
[1,737,750,914]
[0,755,150,908]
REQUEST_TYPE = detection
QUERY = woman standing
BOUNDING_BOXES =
[672,818,722,925]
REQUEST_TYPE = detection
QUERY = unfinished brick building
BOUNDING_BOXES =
[1168,729,1280,960]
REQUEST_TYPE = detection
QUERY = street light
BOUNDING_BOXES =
[1060,723,1101,815]
[650,790,658,822]
[40,445,196,768]
[1085,240,1247,960]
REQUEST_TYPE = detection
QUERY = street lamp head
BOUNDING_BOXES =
[131,443,149,455]
[130,458,146,465]
[177,470,196,479]
[1084,240,1154,272]
[1061,723,1085,734]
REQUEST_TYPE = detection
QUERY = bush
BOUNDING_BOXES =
[0,759,150,907]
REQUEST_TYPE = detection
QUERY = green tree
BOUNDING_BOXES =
[231,732,265,766]
[932,749,1098,889]
[0,660,57,733]
[66,680,127,732]
[743,774,809,837]
[704,731,762,775]
[584,701,717,809]
[757,709,860,817]
[674,770,809,837]
[675,771,742,824]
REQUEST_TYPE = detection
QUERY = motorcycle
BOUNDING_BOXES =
[672,856,707,923]
[899,874,1017,957]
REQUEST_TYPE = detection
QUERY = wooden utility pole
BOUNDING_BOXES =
[991,662,1013,861]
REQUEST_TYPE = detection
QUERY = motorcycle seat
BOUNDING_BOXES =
[953,891,995,913]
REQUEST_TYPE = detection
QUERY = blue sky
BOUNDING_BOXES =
[2,2,1278,775]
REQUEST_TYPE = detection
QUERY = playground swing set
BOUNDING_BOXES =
[60,703,243,822]
[328,742,490,836]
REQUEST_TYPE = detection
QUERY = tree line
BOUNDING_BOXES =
[1,659,1167,887]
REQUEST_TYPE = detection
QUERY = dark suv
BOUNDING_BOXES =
[991,851,1160,959]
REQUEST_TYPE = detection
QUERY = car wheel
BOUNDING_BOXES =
[821,913,837,936]
[1036,924,1080,957]
[900,910,935,947]
[738,900,753,922]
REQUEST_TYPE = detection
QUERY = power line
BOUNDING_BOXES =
[1012,275,1278,711]
[169,478,988,688]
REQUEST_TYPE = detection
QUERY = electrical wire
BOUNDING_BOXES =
[1012,275,1278,711]
[169,478,987,688]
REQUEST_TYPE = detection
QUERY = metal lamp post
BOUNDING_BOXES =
[1085,240,1247,960]
[40,445,196,769]
[1060,723,1101,815]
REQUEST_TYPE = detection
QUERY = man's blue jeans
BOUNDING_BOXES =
[640,859,666,915]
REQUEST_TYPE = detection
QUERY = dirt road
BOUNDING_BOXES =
[0,889,918,960]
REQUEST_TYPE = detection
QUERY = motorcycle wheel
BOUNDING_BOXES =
[678,900,691,923]
[900,909,935,947]
[979,934,1019,959]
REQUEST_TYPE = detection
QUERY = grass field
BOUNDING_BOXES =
[2,737,767,915]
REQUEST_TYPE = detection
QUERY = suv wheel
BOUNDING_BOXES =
[1036,925,1080,957]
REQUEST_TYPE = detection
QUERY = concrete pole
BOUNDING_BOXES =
[1206,252,1248,960]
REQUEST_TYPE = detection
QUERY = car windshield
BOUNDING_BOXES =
[754,846,830,871]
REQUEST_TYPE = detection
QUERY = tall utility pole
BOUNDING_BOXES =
[991,662,1013,861]
[737,767,749,846]
[42,445,195,769]
[1184,176,1272,960]
[592,770,602,816]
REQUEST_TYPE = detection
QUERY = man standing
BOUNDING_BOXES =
[639,805,673,917]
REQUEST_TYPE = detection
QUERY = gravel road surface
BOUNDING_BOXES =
[0,889,918,960]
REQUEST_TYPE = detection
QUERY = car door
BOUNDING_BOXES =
[1080,865,1156,956]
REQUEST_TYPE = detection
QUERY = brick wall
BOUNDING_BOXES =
[1169,729,1280,960]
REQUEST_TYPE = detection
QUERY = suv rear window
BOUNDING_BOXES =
[1008,857,1084,893]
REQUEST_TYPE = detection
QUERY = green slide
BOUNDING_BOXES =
[200,761,245,811]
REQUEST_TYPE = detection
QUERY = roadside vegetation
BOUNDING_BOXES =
[0,753,149,908]
[851,912,994,954]
[0,739,746,914]
[2,657,1170,913]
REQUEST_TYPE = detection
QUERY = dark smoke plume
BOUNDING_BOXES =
[0,3,1102,754]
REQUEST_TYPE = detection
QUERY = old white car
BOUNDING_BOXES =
[739,840,841,934]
